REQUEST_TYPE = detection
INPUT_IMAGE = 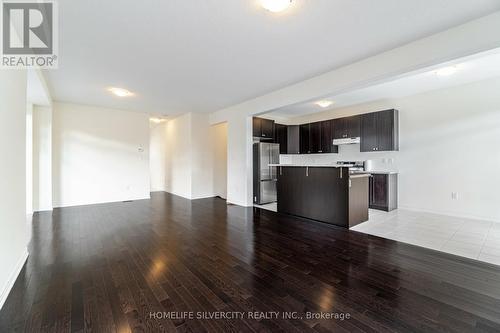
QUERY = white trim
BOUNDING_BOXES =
[51,195,151,209]
[227,200,251,207]
[398,205,500,224]
[0,249,29,310]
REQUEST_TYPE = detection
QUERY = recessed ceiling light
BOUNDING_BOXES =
[108,87,133,97]
[149,118,165,124]
[315,100,334,108]
[435,66,459,77]
[260,0,292,13]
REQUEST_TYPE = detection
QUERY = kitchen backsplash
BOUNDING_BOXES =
[279,144,399,171]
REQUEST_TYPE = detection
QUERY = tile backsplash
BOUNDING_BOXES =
[279,144,399,171]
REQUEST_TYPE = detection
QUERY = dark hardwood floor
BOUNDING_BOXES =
[2,192,500,332]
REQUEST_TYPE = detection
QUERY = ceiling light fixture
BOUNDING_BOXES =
[435,66,459,77]
[149,118,165,124]
[260,0,292,13]
[315,100,334,108]
[108,87,133,97]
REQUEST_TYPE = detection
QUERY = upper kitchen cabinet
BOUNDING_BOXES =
[253,117,274,139]
[299,124,310,154]
[360,109,399,152]
[299,120,338,154]
[274,123,288,154]
[320,120,337,153]
[333,115,360,139]
[287,125,300,154]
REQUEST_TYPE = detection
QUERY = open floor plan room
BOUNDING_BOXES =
[2,1,500,332]
[2,193,500,332]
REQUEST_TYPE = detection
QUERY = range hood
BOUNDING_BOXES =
[332,137,361,145]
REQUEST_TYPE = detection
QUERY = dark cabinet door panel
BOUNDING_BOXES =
[261,118,274,138]
[253,117,262,137]
[299,124,310,154]
[369,173,398,211]
[333,118,345,139]
[377,110,396,151]
[309,122,321,153]
[274,124,287,154]
[371,174,388,207]
[360,112,378,152]
[287,125,300,154]
[320,120,333,153]
[345,115,360,138]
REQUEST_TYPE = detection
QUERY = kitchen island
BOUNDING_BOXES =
[271,164,370,228]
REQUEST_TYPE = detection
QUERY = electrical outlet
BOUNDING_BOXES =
[451,192,459,200]
[388,158,394,164]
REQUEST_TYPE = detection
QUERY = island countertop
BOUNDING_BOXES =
[270,164,398,174]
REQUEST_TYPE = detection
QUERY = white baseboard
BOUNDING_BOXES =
[0,248,29,310]
[51,195,151,209]
[398,205,500,224]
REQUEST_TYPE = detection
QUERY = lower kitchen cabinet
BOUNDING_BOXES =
[369,173,398,211]
[277,166,350,227]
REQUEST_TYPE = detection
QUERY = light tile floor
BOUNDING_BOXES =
[351,209,500,266]
[255,203,500,266]
[254,202,278,212]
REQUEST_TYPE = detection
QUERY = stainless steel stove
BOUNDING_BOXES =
[336,161,366,173]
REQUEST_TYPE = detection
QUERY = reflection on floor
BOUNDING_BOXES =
[253,202,277,212]
[352,209,500,266]
[253,203,500,266]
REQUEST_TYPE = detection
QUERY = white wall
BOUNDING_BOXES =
[163,113,217,199]
[165,113,193,198]
[149,121,168,192]
[26,103,33,215]
[280,77,500,222]
[52,103,150,207]
[0,70,29,309]
[33,105,53,211]
[211,122,228,199]
[209,13,500,207]
[191,113,214,199]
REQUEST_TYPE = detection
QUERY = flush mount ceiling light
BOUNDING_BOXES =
[108,87,133,97]
[260,0,293,13]
[149,118,165,124]
[315,100,334,108]
[435,66,459,77]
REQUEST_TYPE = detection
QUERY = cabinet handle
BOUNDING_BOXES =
[306,167,309,177]
[280,166,282,176]
[339,168,342,178]
[318,150,322,153]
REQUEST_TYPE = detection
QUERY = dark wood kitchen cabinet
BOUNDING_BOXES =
[274,123,288,154]
[320,120,338,153]
[299,120,338,154]
[287,125,300,154]
[360,109,399,152]
[369,173,398,211]
[333,115,360,139]
[299,124,310,154]
[253,117,274,139]
[277,166,349,227]
[309,122,321,153]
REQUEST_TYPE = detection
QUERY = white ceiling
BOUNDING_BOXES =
[267,49,500,118]
[46,0,500,114]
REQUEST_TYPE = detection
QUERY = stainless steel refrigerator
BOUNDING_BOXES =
[253,142,280,204]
